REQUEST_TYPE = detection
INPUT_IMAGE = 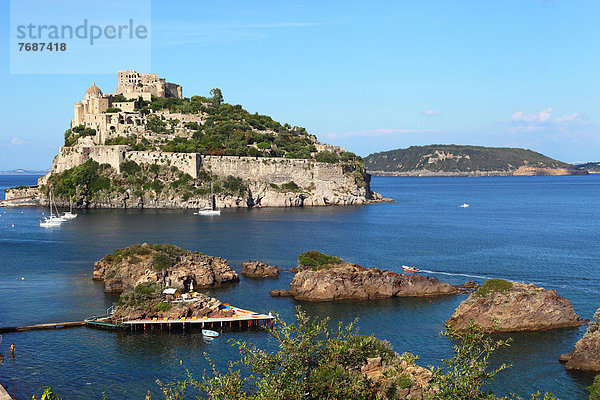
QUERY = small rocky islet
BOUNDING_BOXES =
[447,278,582,333]
[560,308,600,372]
[270,251,459,301]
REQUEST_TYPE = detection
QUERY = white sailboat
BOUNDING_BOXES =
[195,182,221,216]
[40,192,66,227]
[61,198,77,220]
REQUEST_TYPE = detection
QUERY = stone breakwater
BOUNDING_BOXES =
[273,264,458,301]
[447,281,581,333]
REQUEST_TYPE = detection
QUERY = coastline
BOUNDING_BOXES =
[368,168,589,177]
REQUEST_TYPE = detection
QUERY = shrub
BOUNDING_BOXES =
[154,302,172,312]
[474,279,514,297]
[152,252,175,271]
[120,160,141,176]
[105,107,122,113]
[316,151,340,163]
[298,250,344,270]
[134,282,157,295]
[589,375,600,400]
[279,181,300,192]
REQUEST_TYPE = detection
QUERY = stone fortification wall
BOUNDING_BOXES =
[201,156,341,186]
[125,151,200,178]
[49,146,128,175]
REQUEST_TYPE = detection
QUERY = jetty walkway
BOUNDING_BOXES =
[86,306,275,331]
[0,321,85,334]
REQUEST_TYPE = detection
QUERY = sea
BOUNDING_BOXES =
[0,174,599,399]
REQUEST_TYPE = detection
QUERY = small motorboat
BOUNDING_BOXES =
[402,265,419,273]
[202,329,219,338]
[459,203,470,208]
[61,211,77,220]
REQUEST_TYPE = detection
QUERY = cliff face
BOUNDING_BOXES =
[447,281,581,332]
[3,145,384,209]
[92,243,239,293]
[365,145,587,177]
[283,264,457,302]
[561,308,600,372]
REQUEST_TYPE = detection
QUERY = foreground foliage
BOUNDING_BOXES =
[150,310,558,400]
[33,310,566,400]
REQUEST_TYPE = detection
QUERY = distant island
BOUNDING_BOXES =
[577,162,600,174]
[364,144,588,177]
[0,169,49,175]
[2,70,386,209]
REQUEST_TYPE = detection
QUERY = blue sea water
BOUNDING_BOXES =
[0,174,599,399]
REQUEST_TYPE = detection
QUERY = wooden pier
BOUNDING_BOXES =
[0,307,275,334]
[0,321,85,334]
[86,306,275,332]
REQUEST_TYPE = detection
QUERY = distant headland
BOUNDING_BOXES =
[2,70,387,209]
[365,144,589,177]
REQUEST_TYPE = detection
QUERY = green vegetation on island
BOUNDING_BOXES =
[298,250,345,270]
[364,145,580,175]
[473,279,514,298]
[64,89,361,164]
[44,159,248,204]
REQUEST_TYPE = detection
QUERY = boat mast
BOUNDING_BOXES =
[210,182,216,211]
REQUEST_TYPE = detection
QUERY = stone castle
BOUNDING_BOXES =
[2,71,381,209]
[72,71,183,145]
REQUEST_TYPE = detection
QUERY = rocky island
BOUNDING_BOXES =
[271,251,458,301]
[365,144,588,177]
[93,243,239,293]
[560,308,600,372]
[92,243,240,320]
[241,260,280,278]
[2,70,386,209]
[447,279,581,332]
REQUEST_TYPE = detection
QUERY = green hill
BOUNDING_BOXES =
[364,145,584,176]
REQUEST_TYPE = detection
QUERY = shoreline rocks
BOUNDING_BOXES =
[447,279,581,333]
[93,243,239,293]
[241,260,279,278]
[560,308,600,372]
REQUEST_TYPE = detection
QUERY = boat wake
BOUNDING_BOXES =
[419,269,492,280]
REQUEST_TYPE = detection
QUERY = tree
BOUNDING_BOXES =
[210,88,223,106]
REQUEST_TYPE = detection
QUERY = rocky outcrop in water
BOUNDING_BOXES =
[560,308,600,371]
[447,280,581,332]
[111,287,233,321]
[241,260,279,278]
[93,243,239,293]
[281,264,457,302]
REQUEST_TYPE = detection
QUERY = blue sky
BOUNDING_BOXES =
[0,0,598,169]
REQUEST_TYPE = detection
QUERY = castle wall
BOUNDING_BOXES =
[51,146,128,174]
[200,156,350,193]
[48,147,360,199]
[125,151,200,178]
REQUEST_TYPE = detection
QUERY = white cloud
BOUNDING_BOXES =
[511,107,553,123]
[422,110,440,116]
[10,137,27,145]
